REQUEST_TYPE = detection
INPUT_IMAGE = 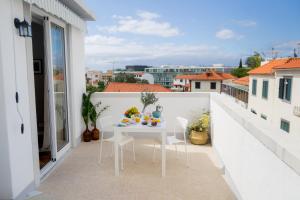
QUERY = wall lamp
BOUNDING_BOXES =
[14,18,32,37]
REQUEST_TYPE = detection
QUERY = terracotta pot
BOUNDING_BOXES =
[91,127,100,140]
[189,130,209,145]
[82,128,92,142]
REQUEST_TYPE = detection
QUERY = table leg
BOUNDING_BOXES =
[161,131,166,177]
[114,129,119,176]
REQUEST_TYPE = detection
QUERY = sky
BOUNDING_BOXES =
[84,0,300,71]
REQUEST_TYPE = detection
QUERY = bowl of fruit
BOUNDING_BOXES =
[124,107,140,118]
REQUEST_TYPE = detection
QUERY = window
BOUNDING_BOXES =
[262,80,269,99]
[252,79,257,95]
[180,79,183,82]
[261,114,267,120]
[279,77,292,102]
[280,119,290,133]
[195,82,201,89]
[210,82,217,89]
[251,109,257,115]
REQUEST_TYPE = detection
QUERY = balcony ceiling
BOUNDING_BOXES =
[59,0,96,21]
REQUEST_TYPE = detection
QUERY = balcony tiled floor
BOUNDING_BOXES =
[30,139,235,200]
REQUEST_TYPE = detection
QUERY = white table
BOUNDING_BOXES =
[113,122,167,177]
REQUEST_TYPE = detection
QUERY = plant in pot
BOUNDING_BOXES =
[140,92,158,113]
[188,112,210,145]
[90,102,109,140]
[81,91,95,142]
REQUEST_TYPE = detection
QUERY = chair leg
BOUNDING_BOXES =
[99,139,103,164]
[152,144,156,162]
[132,141,136,162]
[120,146,124,170]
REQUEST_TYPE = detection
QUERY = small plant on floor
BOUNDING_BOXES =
[188,112,210,145]
[140,92,158,113]
[81,90,95,142]
[90,102,109,140]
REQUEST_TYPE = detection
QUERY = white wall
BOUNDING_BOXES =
[191,80,221,92]
[211,94,300,200]
[274,70,300,137]
[0,0,35,199]
[91,92,210,134]
[248,75,275,124]
[68,25,86,146]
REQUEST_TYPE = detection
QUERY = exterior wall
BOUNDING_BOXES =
[191,80,221,92]
[68,26,86,146]
[274,70,300,136]
[248,75,275,124]
[0,1,35,198]
[91,92,210,134]
[211,94,300,200]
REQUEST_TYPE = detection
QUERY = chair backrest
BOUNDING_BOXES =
[176,116,188,142]
[97,116,113,134]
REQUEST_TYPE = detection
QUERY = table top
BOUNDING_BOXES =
[114,120,166,132]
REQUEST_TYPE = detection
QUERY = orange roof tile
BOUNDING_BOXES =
[233,76,249,86]
[104,82,171,92]
[248,58,300,75]
[273,58,300,69]
[175,71,235,81]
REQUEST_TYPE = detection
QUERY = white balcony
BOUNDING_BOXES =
[30,93,300,200]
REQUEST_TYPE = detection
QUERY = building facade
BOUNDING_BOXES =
[0,0,94,199]
[145,65,225,88]
[248,58,300,135]
[86,70,102,86]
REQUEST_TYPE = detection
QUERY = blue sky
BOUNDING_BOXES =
[85,0,300,71]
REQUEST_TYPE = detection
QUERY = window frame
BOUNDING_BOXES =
[252,79,257,96]
[280,119,290,133]
[195,81,201,89]
[278,77,292,103]
[262,80,269,99]
[210,82,217,90]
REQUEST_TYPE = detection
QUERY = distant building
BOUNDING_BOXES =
[104,82,171,92]
[145,65,225,88]
[125,65,152,71]
[86,70,102,86]
[114,71,154,84]
[248,58,300,135]
[172,71,235,92]
[102,70,113,83]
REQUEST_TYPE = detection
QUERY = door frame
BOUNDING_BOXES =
[31,6,72,174]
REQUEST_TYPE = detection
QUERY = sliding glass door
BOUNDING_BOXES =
[50,22,69,155]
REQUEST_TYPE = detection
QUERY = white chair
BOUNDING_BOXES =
[152,116,189,166]
[98,116,136,170]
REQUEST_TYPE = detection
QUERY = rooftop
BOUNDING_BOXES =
[232,76,249,86]
[175,71,236,81]
[248,58,300,75]
[104,82,171,92]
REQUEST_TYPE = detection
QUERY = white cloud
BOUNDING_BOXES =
[233,20,257,27]
[98,11,180,37]
[85,34,237,69]
[216,29,243,40]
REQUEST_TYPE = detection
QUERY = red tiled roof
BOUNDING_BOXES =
[273,58,300,70]
[104,82,171,92]
[175,71,235,81]
[248,58,300,75]
[233,76,249,86]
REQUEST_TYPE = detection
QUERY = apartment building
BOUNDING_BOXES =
[172,71,235,92]
[86,70,102,86]
[145,65,225,88]
[248,58,300,135]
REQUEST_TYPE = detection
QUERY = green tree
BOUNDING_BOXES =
[239,58,243,68]
[246,52,263,68]
[97,81,106,91]
[231,67,250,78]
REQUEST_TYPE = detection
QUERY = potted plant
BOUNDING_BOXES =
[90,102,109,140]
[81,91,95,142]
[140,92,158,113]
[188,112,210,145]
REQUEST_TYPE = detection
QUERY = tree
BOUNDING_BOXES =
[97,81,106,91]
[239,58,243,68]
[246,52,263,68]
[231,67,250,78]
[112,72,148,84]
[86,81,106,92]
[294,48,298,58]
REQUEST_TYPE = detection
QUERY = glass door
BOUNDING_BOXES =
[49,22,70,157]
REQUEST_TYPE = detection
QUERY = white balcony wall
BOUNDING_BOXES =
[91,92,210,134]
[211,94,300,200]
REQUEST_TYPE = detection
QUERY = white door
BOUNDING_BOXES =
[44,17,70,161]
